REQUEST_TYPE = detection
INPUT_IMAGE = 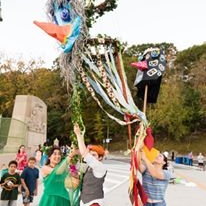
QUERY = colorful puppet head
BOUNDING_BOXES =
[34,0,81,53]
[132,47,166,83]
[132,47,166,103]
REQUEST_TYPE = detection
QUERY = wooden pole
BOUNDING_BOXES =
[143,85,148,114]
[116,52,132,149]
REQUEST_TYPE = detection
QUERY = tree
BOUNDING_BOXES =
[175,44,206,70]
[181,85,202,132]
[146,80,188,141]
[190,54,206,129]
[124,42,177,57]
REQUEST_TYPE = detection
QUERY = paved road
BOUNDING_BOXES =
[166,163,206,206]
[104,159,131,206]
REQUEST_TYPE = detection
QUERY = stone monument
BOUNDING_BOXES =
[3,95,47,155]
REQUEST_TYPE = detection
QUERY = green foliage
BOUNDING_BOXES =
[147,81,189,140]
[181,85,202,130]
[154,131,206,154]
[124,42,177,57]
[146,78,202,141]
[175,44,206,70]
[90,112,104,142]
[70,84,85,146]
[190,54,206,121]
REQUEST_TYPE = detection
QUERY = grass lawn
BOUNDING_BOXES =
[108,132,206,158]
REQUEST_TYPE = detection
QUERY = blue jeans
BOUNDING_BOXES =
[188,159,193,166]
[145,200,166,206]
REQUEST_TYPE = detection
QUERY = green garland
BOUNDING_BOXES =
[70,83,85,146]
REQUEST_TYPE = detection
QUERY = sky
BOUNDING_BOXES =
[0,0,206,67]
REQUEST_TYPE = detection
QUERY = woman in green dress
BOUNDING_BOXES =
[39,145,79,206]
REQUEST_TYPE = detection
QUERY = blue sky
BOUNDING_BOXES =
[0,0,206,67]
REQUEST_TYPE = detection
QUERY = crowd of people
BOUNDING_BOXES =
[0,156,39,206]
[0,123,108,206]
[0,127,205,206]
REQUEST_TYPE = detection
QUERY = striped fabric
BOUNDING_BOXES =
[142,169,171,201]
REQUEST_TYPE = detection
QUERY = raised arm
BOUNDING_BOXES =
[137,150,146,173]
[140,151,165,179]
[73,123,88,157]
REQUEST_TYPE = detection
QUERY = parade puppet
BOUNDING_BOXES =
[34,1,166,205]
[131,47,166,104]
[34,0,88,93]
[130,47,167,170]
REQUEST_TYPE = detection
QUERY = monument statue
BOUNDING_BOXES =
[3,95,47,155]
[27,103,46,133]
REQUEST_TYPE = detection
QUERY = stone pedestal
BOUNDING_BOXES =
[3,95,47,155]
[2,118,27,153]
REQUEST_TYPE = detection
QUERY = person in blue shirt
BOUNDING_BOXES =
[139,151,171,206]
[21,157,39,206]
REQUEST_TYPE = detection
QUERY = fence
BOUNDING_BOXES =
[0,117,27,153]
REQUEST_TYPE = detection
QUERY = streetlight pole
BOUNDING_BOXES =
[106,119,109,140]
[102,118,110,150]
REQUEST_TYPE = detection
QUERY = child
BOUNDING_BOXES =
[0,160,21,206]
[16,145,28,173]
[21,157,39,206]
[35,145,42,168]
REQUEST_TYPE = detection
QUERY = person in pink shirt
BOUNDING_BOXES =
[16,145,28,172]
[188,151,193,166]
